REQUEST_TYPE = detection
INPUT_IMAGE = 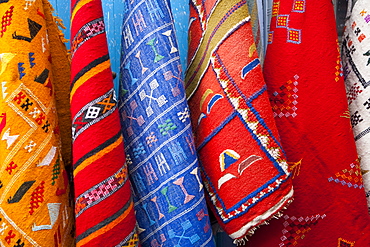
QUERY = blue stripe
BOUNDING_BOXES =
[197,111,238,151]
[241,58,260,79]
[214,53,284,151]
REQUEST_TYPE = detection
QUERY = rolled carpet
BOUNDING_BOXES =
[186,0,293,242]
[119,0,215,246]
[70,0,138,246]
[0,0,74,246]
[342,0,370,212]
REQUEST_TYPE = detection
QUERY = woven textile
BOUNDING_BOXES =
[186,0,293,242]
[0,0,74,246]
[247,0,370,246]
[342,0,370,211]
[70,0,138,246]
[119,0,214,246]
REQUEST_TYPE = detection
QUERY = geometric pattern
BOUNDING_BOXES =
[70,0,138,246]
[292,0,305,13]
[276,15,289,28]
[71,17,105,57]
[0,6,14,38]
[269,74,299,118]
[335,44,343,82]
[342,0,370,212]
[71,88,117,141]
[272,1,280,17]
[346,82,363,105]
[75,166,129,217]
[268,0,305,44]
[279,214,326,247]
[210,52,291,223]
[328,159,364,189]
[287,28,301,44]
[338,238,355,247]
[120,231,140,247]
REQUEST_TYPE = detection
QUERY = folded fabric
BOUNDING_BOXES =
[119,0,214,246]
[46,1,72,169]
[248,0,370,246]
[70,0,138,246]
[186,0,293,242]
[342,0,370,212]
[0,0,74,246]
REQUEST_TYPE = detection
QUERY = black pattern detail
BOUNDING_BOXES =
[73,131,121,170]
[350,111,363,127]
[12,19,42,42]
[13,239,24,247]
[71,54,109,89]
[363,98,370,110]
[76,199,132,243]
[34,69,50,84]
[72,89,117,141]
[343,38,370,88]
[8,181,35,204]
[364,50,370,66]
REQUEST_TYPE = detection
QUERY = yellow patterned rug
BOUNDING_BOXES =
[0,0,74,246]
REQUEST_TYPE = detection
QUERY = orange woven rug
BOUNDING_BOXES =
[0,0,74,246]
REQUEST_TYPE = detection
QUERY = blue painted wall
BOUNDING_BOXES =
[48,0,189,90]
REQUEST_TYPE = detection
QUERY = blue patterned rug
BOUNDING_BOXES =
[119,0,215,246]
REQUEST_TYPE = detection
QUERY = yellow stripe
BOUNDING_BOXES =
[186,0,248,98]
[73,135,123,177]
[71,0,95,23]
[70,60,111,101]
[77,201,134,247]
[199,89,213,110]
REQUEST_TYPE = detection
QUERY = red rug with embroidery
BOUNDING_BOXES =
[186,0,293,242]
[247,0,370,246]
[70,0,138,246]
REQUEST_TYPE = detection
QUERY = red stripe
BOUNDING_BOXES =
[70,69,113,117]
